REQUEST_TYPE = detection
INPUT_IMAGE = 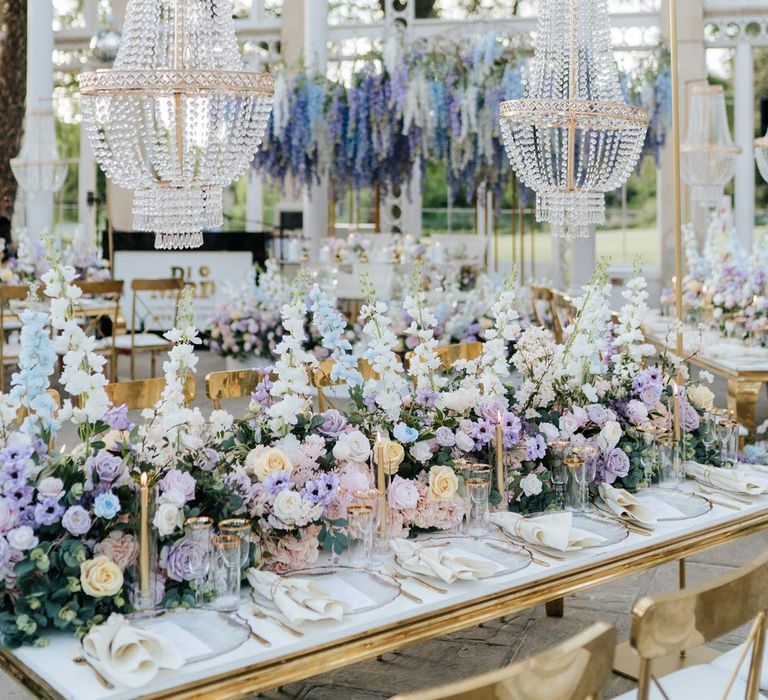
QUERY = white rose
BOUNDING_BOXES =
[598,420,622,452]
[7,526,38,551]
[153,502,183,537]
[410,440,434,463]
[519,473,543,497]
[246,447,293,481]
[345,431,371,463]
[439,388,481,414]
[454,431,475,452]
[687,384,715,412]
[37,477,65,500]
[559,414,580,435]
[272,490,304,525]
[538,422,560,442]
[332,440,351,462]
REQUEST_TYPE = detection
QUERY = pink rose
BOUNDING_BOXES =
[389,476,420,510]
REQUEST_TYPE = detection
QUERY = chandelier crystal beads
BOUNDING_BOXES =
[11,106,69,196]
[681,85,740,208]
[498,0,647,239]
[78,0,274,250]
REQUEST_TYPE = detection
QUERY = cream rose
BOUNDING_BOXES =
[688,384,715,412]
[246,447,293,481]
[80,556,124,598]
[428,465,459,502]
[272,490,305,525]
[597,420,622,452]
[374,440,406,475]
[153,502,183,537]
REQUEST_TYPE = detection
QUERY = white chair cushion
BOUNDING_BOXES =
[612,664,768,700]
[711,643,768,690]
[114,333,171,349]
[91,337,114,351]
[2,343,20,362]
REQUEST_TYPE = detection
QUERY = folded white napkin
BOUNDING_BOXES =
[490,511,604,552]
[598,483,658,526]
[81,613,183,689]
[684,462,768,495]
[390,538,498,583]
[247,569,351,624]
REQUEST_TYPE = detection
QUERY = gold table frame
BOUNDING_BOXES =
[4,505,768,700]
[645,331,768,432]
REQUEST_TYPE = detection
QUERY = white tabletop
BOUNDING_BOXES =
[8,485,768,700]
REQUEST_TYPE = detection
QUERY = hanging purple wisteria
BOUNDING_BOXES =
[254,33,671,203]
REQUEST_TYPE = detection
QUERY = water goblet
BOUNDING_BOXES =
[571,444,599,512]
[547,439,572,510]
[346,503,374,567]
[208,535,241,612]
[657,434,682,489]
[184,516,213,608]
[218,518,252,573]
[466,477,490,536]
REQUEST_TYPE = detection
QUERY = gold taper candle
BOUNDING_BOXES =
[495,412,504,497]
[139,471,150,597]
[375,432,387,538]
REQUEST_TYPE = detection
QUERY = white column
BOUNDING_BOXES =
[78,111,97,240]
[24,0,55,240]
[734,40,755,248]
[303,0,329,261]
[569,230,595,292]
[246,169,264,230]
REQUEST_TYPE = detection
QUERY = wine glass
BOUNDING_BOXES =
[570,444,599,512]
[547,439,571,510]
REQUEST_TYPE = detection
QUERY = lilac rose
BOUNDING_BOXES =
[318,409,347,438]
[159,469,196,505]
[434,427,455,448]
[388,476,420,510]
[164,538,195,582]
[602,448,630,484]
[682,401,701,432]
[626,400,649,427]
[62,505,92,536]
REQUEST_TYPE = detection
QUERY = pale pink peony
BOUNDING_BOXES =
[94,531,139,571]
[261,525,321,574]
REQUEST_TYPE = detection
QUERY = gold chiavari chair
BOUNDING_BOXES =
[113,278,185,380]
[530,285,556,335]
[311,359,346,413]
[551,289,576,344]
[390,622,615,700]
[104,375,196,411]
[205,369,269,410]
[16,389,61,424]
[0,284,31,391]
[75,279,124,381]
[406,342,484,375]
[613,550,768,700]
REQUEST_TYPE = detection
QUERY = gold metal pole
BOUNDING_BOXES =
[669,0,684,451]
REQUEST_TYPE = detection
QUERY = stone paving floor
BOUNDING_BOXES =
[1,351,766,699]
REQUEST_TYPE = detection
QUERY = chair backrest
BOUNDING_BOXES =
[530,285,554,331]
[311,360,345,413]
[550,290,576,344]
[205,368,267,410]
[390,622,615,700]
[104,374,196,410]
[129,277,185,337]
[632,550,768,700]
[0,284,32,326]
[436,342,483,369]
[74,279,124,340]
[16,389,61,424]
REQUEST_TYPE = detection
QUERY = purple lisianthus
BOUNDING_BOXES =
[0,537,10,573]
[626,399,649,427]
[164,538,195,582]
[33,496,65,526]
[524,435,547,461]
[264,470,292,496]
[102,404,134,431]
[586,404,610,425]
[477,400,506,423]
[86,451,126,491]
[633,368,663,407]
[62,505,92,536]
[0,449,34,491]
[416,388,437,408]
[317,409,348,438]
[302,473,339,506]
[601,448,630,484]
[199,447,219,472]
[435,426,455,448]
[501,412,522,448]
[5,485,33,508]
[159,469,196,505]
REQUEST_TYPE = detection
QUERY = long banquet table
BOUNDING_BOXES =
[643,311,768,431]
[4,486,768,700]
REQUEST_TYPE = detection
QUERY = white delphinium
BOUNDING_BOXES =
[359,274,409,422]
[137,287,206,467]
[611,265,655,391]
[560,259,612,403]
[403,264,446,393]
[309,284,362,387]
[267,274,316,434]
[511,326,563,417]
[41,241,110,429]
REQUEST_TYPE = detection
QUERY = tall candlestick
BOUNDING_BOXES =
[375,432,387,538]
[139,472,150,597]
[495,413,505,501]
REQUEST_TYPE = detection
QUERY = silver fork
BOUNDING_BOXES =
[71,651,114,689]
[249,604,304,638]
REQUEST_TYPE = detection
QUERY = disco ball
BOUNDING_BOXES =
[90,28,122,64]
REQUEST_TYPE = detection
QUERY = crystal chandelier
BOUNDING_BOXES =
[78,0,274,250]
[10,104,69,196]
[498,0,647,239]
[681,85,740,208]
[755,128,768,185]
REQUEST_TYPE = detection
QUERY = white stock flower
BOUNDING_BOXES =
[519,473,543,497]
